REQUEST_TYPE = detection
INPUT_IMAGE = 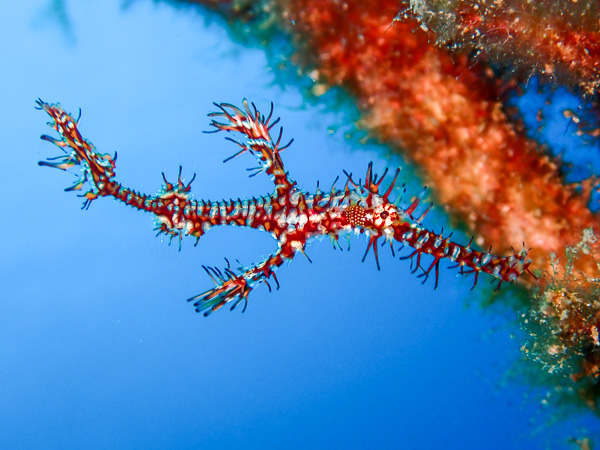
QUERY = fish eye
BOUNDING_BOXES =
[380,211,389,219]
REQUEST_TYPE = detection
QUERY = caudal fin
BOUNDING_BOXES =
[37,99,117,208]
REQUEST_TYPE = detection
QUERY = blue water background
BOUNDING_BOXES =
[1,1,598,448]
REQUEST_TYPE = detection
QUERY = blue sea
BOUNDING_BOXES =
[1,1,598,448]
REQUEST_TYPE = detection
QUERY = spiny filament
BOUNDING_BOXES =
[37,99,535,316]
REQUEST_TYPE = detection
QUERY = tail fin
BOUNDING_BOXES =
[37,99,117,208]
